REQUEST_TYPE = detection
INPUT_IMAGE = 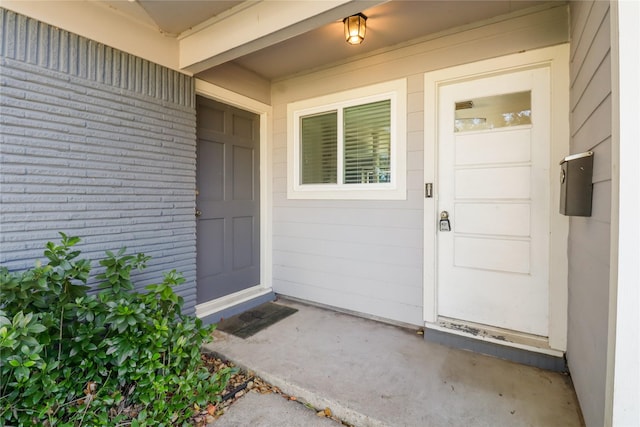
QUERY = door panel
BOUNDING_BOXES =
[198,219,224,277]
[455,203,531,236]
[455,128,531,165]
[454,237,531,274]
[455,167,531,199]
[232,146,254,200]
[198,141,224,200]
[196,97,260,303]
[232,216,254,269]
[438,68,550,337]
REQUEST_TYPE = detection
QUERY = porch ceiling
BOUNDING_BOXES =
[103,0,551,81]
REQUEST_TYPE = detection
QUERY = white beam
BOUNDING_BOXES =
[606,0,640,426]
[179,0,380,74]
[1,0,181,71]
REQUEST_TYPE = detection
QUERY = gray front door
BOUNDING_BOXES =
[196,96,260,303]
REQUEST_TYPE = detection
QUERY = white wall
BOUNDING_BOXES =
[269,5,569,325]
[196,62,271,106]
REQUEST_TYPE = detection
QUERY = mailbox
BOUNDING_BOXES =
[559,151,594,216]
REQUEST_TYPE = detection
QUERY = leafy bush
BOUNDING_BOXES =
[0,233,232,426]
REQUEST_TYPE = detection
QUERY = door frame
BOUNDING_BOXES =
[194,79,273,318]
[423,44,570,353]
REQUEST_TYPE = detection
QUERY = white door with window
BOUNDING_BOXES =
[435,67,553,339]
[424,47,569,350]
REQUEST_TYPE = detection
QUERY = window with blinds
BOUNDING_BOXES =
[344,100,391,184]
[287,78,406,200]
[299,100,391,185]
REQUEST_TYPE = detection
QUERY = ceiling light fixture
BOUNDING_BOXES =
[343,13,367,45]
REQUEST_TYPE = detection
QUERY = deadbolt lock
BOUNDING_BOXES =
[439,210,451,232]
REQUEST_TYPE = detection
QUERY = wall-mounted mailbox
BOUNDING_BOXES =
[559,151,594,216]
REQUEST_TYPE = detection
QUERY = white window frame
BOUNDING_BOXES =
[287,79,407,200]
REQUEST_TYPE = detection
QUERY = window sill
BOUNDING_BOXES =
[287,185,407,200]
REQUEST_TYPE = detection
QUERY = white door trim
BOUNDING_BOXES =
[606,1,640,424]
[423,44,570,351]
[194,79,273,317]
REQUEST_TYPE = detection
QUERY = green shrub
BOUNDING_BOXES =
[0,233,232,426]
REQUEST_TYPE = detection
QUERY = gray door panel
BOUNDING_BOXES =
[196,97,260,303]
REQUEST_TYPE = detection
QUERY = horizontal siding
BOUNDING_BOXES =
[270,5,569,326]
[567,2,612,427]
[571,52,611,132]
[274,235,423,268]
[0,9,198,313]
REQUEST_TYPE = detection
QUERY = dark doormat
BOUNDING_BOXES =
[217,302,298,339]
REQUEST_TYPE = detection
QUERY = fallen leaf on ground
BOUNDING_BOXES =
[200,353,345,426]
[316,407,333,418]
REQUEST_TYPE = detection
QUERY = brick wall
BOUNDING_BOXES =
[0,9,198,313]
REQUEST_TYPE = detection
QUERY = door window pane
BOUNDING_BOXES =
[300,111,337,184]
[454,91,531,132]
[343,100,391,184]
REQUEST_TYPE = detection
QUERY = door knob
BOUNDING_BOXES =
[195,209,202,217]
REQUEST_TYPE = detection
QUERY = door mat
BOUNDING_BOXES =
[217,302,298,339]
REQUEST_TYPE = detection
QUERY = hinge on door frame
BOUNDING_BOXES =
[425,183,433,198]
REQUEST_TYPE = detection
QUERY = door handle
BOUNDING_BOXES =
[195,209,202,217]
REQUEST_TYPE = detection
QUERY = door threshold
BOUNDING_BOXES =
[425,318,566,372]
[196,286,275,324]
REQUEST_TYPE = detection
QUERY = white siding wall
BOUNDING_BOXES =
[567,2,612,426]
[270,5,569,325]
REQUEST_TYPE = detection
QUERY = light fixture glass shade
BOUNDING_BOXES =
[343,13,367,45]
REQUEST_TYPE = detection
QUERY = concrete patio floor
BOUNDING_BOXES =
[204,299,584,427]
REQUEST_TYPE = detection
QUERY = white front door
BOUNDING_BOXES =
[437,68,551,337]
